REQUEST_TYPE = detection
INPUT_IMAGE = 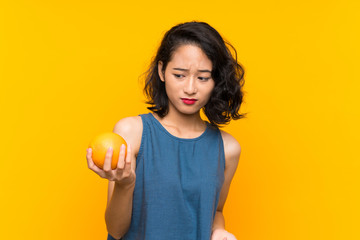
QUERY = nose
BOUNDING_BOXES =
[183,77,197,95]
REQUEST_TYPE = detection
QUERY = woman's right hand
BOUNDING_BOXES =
[86,144,136,187]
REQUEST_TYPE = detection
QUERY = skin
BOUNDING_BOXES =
[87,44,241,240]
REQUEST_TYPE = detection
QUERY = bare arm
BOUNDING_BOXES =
[105,181,136,239]
[104,116,142,239]
[212,210,225,232]
[211,130,241,237]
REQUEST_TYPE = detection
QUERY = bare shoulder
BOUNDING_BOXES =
[112,116,143,156]
[113,115,142,134]
[220,130,241,167]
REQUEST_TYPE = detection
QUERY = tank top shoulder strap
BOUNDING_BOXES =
[135,113,152,161]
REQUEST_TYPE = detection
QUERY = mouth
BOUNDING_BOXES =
[181,98,198,105]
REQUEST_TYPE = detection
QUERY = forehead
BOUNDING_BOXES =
[168,44,212,70]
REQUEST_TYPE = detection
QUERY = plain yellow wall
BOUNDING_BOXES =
[1,0,359,239]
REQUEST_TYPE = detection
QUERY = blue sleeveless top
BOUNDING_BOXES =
[107,113,225,240]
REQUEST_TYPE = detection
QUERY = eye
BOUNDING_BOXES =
[173,74,183,78]
[198,77,210,81]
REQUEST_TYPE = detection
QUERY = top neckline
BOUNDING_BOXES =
[148,113,210,141]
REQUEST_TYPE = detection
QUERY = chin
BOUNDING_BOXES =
[170,102,204,116]
[178,107,202,116]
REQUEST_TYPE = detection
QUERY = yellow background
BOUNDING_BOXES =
[1,0,359,239]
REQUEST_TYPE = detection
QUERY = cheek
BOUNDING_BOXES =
[206,84,215,98]
[201,88,215,105]
[165,77,180,92]
[164,82,178,99]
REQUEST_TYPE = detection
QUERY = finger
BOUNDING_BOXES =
[103,147,113,172]
[227,234,236,240]
[86,148,103,173]
[117,144,126,170]
[123,144,132,172]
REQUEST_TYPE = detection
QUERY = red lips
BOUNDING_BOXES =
[181,98,198,105]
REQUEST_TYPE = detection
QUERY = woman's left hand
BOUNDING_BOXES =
[211,229,237,240]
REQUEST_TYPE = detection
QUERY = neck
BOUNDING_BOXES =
[154,109,206,132]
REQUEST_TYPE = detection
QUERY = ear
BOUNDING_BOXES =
[158,61,165,82]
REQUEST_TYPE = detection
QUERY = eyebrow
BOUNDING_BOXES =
[172,68,212,73]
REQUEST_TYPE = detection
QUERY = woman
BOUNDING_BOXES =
[86,21,247,240]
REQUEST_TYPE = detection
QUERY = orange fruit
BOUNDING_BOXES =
[88,132,127,170]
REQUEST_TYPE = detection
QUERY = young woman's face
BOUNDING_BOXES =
[158,44,215,116]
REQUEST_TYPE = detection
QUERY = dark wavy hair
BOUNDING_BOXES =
[141,21,247,127]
